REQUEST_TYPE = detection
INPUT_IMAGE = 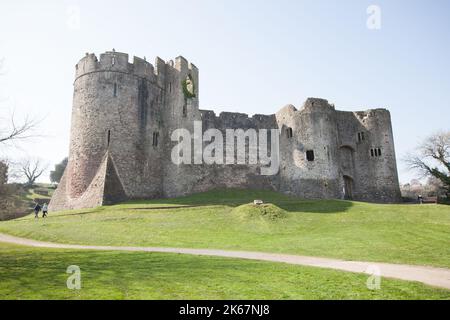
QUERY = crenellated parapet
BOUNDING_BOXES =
[74,50,199,89]
[199,110,276,129]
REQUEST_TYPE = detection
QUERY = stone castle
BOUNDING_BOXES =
[49,50,402,211]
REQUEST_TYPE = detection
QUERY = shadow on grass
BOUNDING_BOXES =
[122,189,354,214]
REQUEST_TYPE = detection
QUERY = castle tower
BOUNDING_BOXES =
[276,98,342,199]
[50,51,169,210]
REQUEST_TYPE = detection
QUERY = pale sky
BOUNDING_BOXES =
[0,0,449,184]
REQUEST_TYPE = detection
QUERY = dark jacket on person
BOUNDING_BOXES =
[34,204,41,212]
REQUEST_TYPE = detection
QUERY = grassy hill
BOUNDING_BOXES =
[0,183,54,221]
[1,189,449,268]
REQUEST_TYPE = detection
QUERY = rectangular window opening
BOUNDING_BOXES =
[306,150,315,162]
[287,128,293,139]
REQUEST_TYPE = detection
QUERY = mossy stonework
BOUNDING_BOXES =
[49,51,401,211]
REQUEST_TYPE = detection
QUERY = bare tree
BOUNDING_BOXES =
[20,158,48,187]
[406,131,450,195]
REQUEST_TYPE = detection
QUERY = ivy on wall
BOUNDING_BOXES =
[182,75,196,99]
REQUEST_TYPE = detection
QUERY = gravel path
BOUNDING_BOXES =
[1,232,449,290]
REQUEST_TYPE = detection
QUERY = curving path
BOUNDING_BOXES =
[1,232,450,290]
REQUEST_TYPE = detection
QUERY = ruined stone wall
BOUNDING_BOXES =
[177,111,279,196]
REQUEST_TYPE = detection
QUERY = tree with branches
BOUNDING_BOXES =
[20,158,48,187]
[406,131,450,196]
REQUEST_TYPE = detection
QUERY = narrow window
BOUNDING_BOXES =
[358,132,366,142]
[169,82,172,93]
[111,56,115,66]
[182,104,187,117]
[378,148,382,156]
[287,127,293,139]
[107,130,111,147]
[152,132,159,147]
[113,83,117,97]
[306,150,315,162]
[370,149,374,157]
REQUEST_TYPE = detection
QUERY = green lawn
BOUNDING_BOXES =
[0,189,449,268]
[0,242,448,300]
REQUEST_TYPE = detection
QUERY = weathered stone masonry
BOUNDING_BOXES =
[49,51,402,211]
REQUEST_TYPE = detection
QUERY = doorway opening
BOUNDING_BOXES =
[343,175,354,200]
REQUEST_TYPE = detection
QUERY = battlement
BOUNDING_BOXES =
[172,56,198,74]
[200,110,275,127]
[74,50,198,85]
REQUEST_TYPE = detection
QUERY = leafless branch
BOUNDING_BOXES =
[0,111,44,144]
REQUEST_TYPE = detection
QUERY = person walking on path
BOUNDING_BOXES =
[42,203,48,218]
[34,203,41,219]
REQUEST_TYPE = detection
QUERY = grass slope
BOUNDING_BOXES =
[0,183,54,221]
[0,243,448,300]
[0,190,449,268]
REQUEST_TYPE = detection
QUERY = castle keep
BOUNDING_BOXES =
[49,50,402,211]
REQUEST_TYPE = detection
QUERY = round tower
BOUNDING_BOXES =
[66,51,165,200]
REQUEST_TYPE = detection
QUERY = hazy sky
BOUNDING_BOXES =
[0,0,449,183]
